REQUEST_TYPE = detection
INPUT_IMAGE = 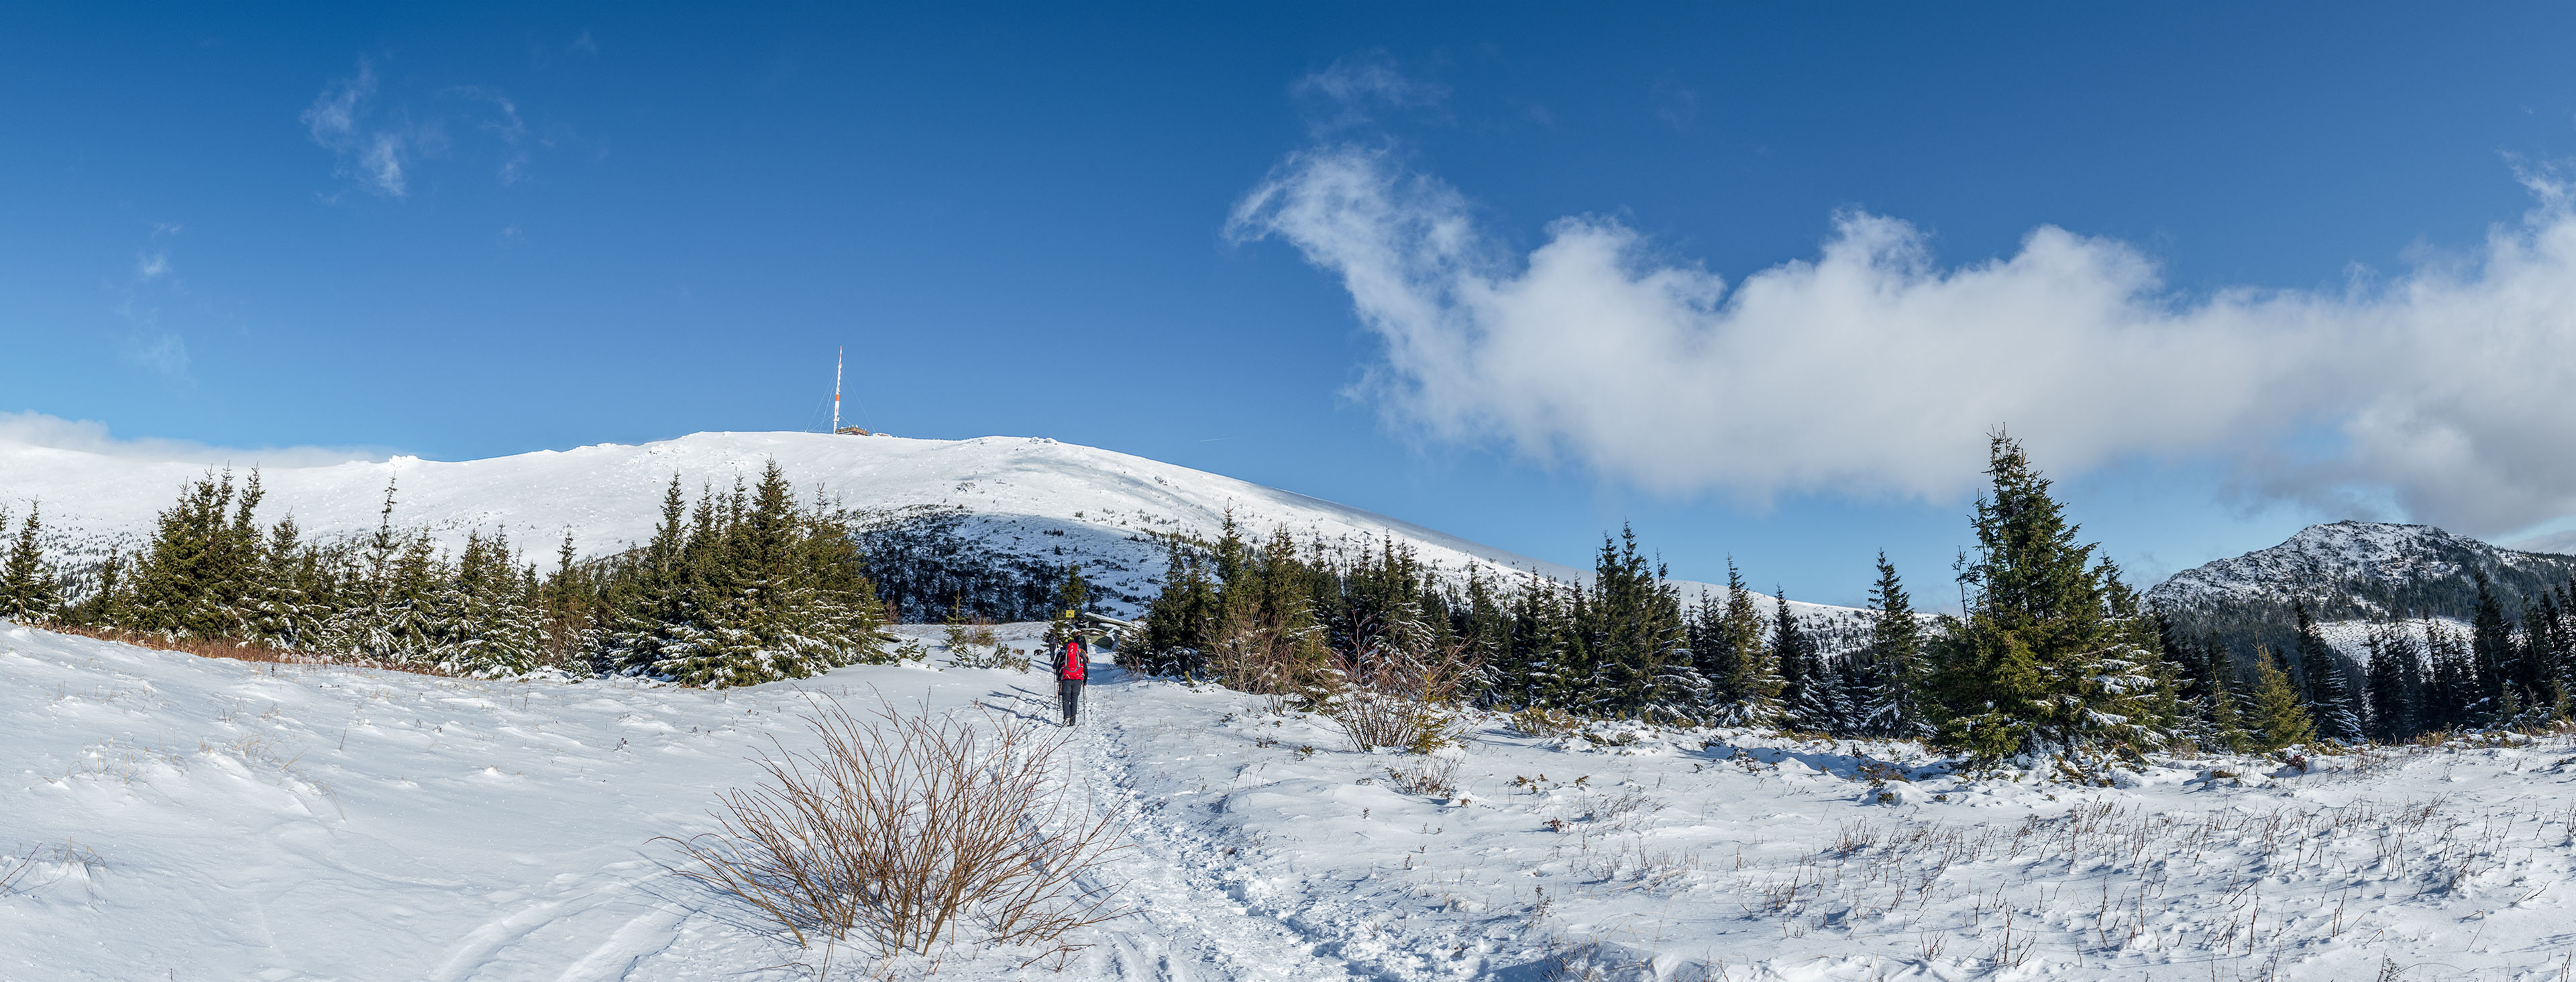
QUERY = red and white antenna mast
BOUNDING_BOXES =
[831,345,844,433]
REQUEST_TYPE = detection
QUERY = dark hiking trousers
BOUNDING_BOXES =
[1057,679,1084,725]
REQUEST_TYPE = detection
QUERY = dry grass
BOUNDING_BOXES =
[36,624,461,678]
[659,690,1130,967]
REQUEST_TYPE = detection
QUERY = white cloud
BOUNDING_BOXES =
[0,412,386,468]
[1230,144,2576,537]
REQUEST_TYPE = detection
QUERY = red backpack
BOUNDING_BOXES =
[1058,639,1086,681]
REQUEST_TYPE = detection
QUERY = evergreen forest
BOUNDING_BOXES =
[3,436,2575,763]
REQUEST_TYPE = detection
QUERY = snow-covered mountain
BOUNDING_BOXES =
[2144,521,2576,659]
[2146,520,2576,616]
[0,429,1856,622]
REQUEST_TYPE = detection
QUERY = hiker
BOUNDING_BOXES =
[1053,633,1087,726]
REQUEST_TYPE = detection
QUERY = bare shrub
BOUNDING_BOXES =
[1204,604,1334,714]
[1385,755,1462,796]
[1323,633,1478,753]
[659,691,1129,962]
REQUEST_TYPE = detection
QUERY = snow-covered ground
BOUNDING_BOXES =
[9,622,2575,980]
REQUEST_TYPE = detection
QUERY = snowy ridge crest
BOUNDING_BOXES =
[0,429,1862,620]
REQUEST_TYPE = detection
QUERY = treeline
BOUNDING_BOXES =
[2157,576,2576,747]
[1132,435,2576,765]
[0,461,895,686]
[2,473,555,675]
[1128,514,1927,735]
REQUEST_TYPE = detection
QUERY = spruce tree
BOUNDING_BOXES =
[1776,591,1839,734]
[1858,551,1930,739]
[641,461,883,686]
[1584,528,1696,719]
[1059,564,1091,616]
[2292,600,2363,743]
[1714,564,1782,725]
[1137,537,1218,677]
[1687,588,1735,708]
[2202,667,2253,753]
[1514,581,1594,713]
[0,501,60,623]
[2425,620,2478,730]
[2471,578,2516,714]
[2245,647,2317,752]
[240,514,315,646]
[1509,576,1585,710]
[74,547,127,626]
[1928,433,2166,764]
[1248,525,1334,700]
[2363,621,2420,742]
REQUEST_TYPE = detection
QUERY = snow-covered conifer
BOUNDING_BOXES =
[0,501,62,623]
[1856,552,1931,739]
[1929,433,2169,765]
[2291,600,2363,743]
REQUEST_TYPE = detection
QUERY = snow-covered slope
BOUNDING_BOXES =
[0,431,1583,613]
[0,430,1860,622]
[10,622,2573,981]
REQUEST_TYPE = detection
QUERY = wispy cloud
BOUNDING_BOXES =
[1231,144,2576,538]
[303,58,411,197]
[112,223,191,381]
[453,86,529,184]
[0,411,386,467]
[1292,52,1448,134]
[1651,74,1699,130]
[301,58,545,199]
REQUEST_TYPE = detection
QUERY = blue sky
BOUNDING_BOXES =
[9,5,2576,606]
